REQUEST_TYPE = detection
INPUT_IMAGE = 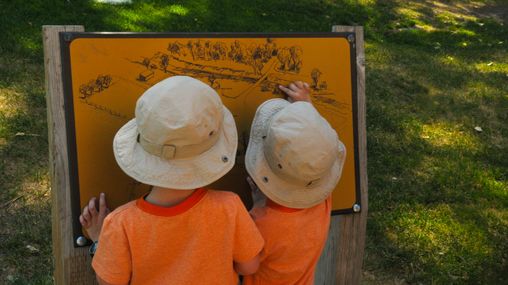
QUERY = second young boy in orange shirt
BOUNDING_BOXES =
[242,81,346,285]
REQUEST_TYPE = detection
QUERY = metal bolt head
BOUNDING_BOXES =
[353,204,361,213]
[76,236,88,247]
[347,34,355,43]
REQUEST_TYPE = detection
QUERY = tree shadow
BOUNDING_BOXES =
[365,36,508,282]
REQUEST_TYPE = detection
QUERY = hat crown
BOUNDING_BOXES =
[135,76,222,149]
[264,102,339,184]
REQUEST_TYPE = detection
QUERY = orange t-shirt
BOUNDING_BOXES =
[243,196,331,285]
[92,189,264,285]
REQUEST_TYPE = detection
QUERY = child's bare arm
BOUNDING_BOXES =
[278,81,312,103]
[234,254,260,275]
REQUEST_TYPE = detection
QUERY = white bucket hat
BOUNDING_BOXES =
[245,99,346,208]
[113,76,238,190]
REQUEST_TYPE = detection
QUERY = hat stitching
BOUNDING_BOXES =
[137,126,221,160]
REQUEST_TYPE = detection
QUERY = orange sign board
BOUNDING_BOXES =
[61,33,359,238]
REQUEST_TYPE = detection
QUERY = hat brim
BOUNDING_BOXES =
[113,106,238,190]
[245,99,346,208]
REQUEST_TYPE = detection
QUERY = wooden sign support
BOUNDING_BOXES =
[44,25,367,285]
[43,25,97,285]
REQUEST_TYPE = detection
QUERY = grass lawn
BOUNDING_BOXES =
[0,0,506,284]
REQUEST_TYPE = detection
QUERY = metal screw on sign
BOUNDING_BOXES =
[76,236,87,247]
[353,204,361,213]
[347,34,355,43]
[63,33,72,42]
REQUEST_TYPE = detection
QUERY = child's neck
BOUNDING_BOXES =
[145,186,196,207]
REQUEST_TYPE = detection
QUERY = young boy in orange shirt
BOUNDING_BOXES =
[80,76,263,285]
[242,81,346,285]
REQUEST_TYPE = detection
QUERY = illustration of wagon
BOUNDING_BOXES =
[79,83,94,99]
[137,70,154,82]
[78,75,113,99]
[94,75,112,92]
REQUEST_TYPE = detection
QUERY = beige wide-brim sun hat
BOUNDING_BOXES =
[245,99,346,208]
[113,76,238,190]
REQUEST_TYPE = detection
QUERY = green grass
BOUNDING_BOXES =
[0,0,506,284]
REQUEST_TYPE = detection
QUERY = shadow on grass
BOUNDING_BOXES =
[0,0,403,61]
[0,198,52,284]
[365,30,508,282]
[0,55,52,283]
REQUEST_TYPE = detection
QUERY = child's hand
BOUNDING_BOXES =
[79,193,110,242]
[278,81,312,103]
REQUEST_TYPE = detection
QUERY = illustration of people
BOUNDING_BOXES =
[142,57,151,69]
[246,44,264,74]
[213,42,227,60]
[311,68,322,89]
[263,38,278,61]
[277,47,291,71]
[187,40,195,60]
[204,41,212,60]
[167,42,183,56]
[289,46,303,72]
[160,54,170,73]
[229,40,244,63]
[195,40,206,60]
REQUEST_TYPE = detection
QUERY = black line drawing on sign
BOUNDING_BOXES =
[78,38,350,128]
[78,74,112,99]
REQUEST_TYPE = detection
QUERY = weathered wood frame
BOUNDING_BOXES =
[43,25,97,285]
[44,25,367,285]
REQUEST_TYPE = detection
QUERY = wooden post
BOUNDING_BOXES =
[315,25,368,285]
[43,25,97,285]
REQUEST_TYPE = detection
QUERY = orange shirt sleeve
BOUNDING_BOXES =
[92,213,132,285]
[232,195,264,263]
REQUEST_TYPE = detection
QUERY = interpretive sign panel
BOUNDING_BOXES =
[60,33,360,241]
